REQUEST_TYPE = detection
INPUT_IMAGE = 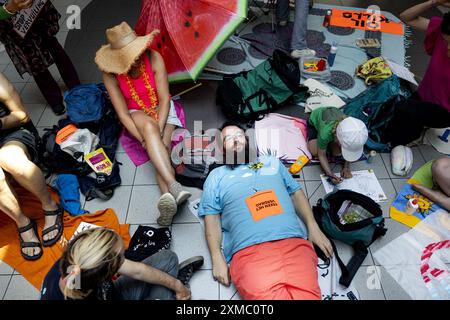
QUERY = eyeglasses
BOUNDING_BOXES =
[223,133,245,142]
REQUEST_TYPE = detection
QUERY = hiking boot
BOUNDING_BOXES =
[50,103,66,116]
[156,193,178,226]
[291,49,316,59]
[177,256,204,286]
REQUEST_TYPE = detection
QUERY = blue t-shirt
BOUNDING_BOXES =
[199,156,307,262]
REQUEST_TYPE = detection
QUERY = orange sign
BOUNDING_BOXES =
[330,9,404,36]
[245,190,283,222]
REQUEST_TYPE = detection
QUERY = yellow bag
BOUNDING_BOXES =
[356,57,393,85]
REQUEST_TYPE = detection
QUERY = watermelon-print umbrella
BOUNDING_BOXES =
[135,0,248,83]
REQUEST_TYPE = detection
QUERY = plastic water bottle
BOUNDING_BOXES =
[328,42,338,67]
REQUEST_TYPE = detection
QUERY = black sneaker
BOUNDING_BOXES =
[177,256,204,286]
[50,103,66,116]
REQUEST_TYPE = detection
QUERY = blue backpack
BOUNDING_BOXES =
[64,84,107,124]
[343,75,411,152]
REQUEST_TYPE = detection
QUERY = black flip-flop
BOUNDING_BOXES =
[17,219,43,261]
[42,206,64,247]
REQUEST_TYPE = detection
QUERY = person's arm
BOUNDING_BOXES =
[412,184,450,211]
[0,72,30,130]
[340,160,352,179]
[292,190,333,258]
[149,50,171,135]
[102,72,144,144]
[204,214,230,287]
[118,259,191,300]
[399,0,450,31]
[2,0,33,18]
[318,148,342,184]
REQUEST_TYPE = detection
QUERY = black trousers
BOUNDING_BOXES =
[32,36,80,107]
[387,94,450,147]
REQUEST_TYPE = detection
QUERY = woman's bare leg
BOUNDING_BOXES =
[156,124,176,194]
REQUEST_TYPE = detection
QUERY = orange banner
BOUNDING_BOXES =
[330,9,404,36]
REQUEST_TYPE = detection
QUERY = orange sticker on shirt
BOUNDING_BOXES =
[330,9,404,36]
[245,190,283,222]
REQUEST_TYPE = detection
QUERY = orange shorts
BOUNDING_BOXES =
[230,238,321,300]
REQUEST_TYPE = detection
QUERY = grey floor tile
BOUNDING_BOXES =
[352,266,386,300]
[84,186,132,224]
[20,82,47,104]
[418,144,446,163]
[381,147,426,180]
[189,270,219,300]
[26,103,47,125]
[392,178,408,194]
[0,261,13,276]
[116,153,137,186]
[134,161,158,186]
[378,266,412,300]
[378,179,397,218]
[37,106,67,127]
[127,185,162,224]
[173,187,203,224]
[303,163,327,181]
[219,283,241,300]
[2,64,30,83]
[371,218,411,264]
[305,180,326,206]
[0,275,11,300]
[171,223,211,270]
[3,275,40,300]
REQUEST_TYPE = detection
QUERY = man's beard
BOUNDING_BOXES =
[223,142,251,169]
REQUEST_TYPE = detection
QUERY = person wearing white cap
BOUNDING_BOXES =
[307,107,368,185]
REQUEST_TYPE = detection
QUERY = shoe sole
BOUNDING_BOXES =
[176,191,192,206]
[179,256,205,270]
[157,194,178,226]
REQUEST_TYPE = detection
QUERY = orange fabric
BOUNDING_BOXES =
[330,9,404,35]
[230,238,321,300]
[0,185,130,290]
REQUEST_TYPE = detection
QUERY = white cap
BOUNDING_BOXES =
[336,117,368,162]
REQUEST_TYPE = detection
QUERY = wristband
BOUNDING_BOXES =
[2,3,16,15]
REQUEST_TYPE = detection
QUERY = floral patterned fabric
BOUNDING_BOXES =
[0,1,61,76]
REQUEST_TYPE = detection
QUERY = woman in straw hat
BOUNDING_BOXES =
[95,22,191,226]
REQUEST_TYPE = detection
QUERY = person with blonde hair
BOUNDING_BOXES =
[41,228,204,300]
[95,22,191,226]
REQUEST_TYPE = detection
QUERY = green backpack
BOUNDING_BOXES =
[216,49,309,121]
[313,190,387,287]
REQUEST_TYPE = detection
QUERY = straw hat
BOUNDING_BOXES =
[95,22,159,75]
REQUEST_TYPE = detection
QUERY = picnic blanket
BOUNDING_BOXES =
[206,3,407,100]
[390,161,448,228]
[0,185,130,289]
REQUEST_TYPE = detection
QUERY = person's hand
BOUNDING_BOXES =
[436,0,450,8]
[340,166,353,179]
[6,0,33,13]
[308,223,333,258]
[328,174,343,185]
[212,257,231,287]
[174,280,191,300]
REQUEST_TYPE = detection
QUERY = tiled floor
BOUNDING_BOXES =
[0,0,448,300]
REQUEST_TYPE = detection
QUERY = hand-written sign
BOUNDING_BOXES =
[245,190,283,222]
[11,0,48,38]
[330,9,404,35]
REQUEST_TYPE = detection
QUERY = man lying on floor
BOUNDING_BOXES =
[199,121,332,300]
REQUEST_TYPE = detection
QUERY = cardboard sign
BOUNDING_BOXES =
[11,0,48,38]
[245,190,283,222]
[330,9,404,35]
